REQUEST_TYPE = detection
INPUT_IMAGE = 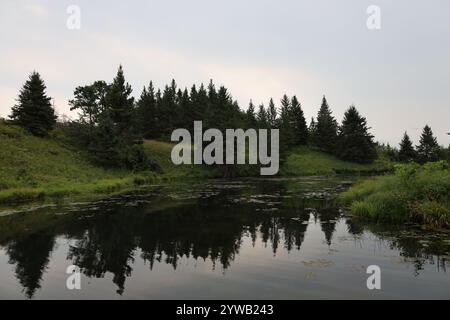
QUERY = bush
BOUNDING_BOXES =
[416,201,450,229]
[341,161,450,228]
[120,144,148,171]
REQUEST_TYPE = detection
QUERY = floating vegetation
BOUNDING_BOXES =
[302,259,335,268]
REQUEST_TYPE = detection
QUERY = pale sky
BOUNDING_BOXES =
[1,0,449,146]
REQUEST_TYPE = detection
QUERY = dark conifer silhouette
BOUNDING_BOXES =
[10,72,57,136]
[246,100,257,128]
[315,96,338,154]
[13,66,447,170]
[416,125,440,164]
[336,105,377,163]
[135,82,158,139]
[279,94,295,149]
[398,132,416,163]
[291,96,308,145]
[256,104,268,128]
[107,65,135,136]
[267,98,278,129]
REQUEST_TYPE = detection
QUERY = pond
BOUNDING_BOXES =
[0,177,449,299]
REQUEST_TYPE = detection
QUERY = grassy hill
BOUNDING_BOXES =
[0,123,160,204]
[143,140,216,179]
[0,122,393,205]
[281,146,393,176]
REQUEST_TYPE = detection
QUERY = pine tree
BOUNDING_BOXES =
[135,82,157,139]
[279,94,296,148]
[10,72,57,136]
[256,104,268,128]
[309,117,317,145]
[216,85,235,130]
[178,88,191,129]
[280,95,291,114]
[267,98,278,128]
[315,96,338,154]
[187,85,200,134]
[291,96,308,145]
[246,100,257,128]
[398,132,416,163]
[195,84,209,123]
[416,125,440,164]
[206,80,219,128]
[158,83,178,136]
[107,65,135,136]
[336,105,377,163]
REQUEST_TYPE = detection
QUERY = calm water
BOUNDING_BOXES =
[0,177,449,300]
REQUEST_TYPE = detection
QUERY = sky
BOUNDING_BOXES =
[0,0,449,146]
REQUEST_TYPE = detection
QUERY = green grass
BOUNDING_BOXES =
[341,162,450,229]
[0,122,395,205]
[143,140,217,179]
[280,146,394,176]
[0,123,165,204]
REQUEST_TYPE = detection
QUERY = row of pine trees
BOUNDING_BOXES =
[393,127,442,164]
[7,66,449,170]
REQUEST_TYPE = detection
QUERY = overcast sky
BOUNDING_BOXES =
[1,0,449,146]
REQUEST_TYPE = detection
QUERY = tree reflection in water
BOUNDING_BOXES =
[0,179,448,298]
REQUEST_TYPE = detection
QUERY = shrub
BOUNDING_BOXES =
[341,161,450,229]
[417,201,450,229]
[120,144,149,171]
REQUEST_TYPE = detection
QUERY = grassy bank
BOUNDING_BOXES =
[0,123,163,204]
[0,122,393,205]
[341,162,450,229]
[143,140,217,179]
[280,146,394,176]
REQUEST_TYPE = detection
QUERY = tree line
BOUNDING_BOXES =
[7,66,449,171]
[383,126,447,164]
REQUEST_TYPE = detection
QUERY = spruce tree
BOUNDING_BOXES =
[10,72,57,137]
[206,80,219,128]
[315,96,338,154]
[187,85,201,134]
[159,83,178,136]
[398,132,416,163]
[195,84,209,123]
[416,125,440,164]
[107,65,135,136]
[135,82,157,139]
[246,100,257,128]
[178,88,191,129]
[309,117,317,145]
[291,96,308,145]
[267,98,278,128]
[336,105,377,163]
[256,104,268,128]
[279,94,295,148]
[216,85,235,130]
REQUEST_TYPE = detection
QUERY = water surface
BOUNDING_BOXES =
[0,177,449,299]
